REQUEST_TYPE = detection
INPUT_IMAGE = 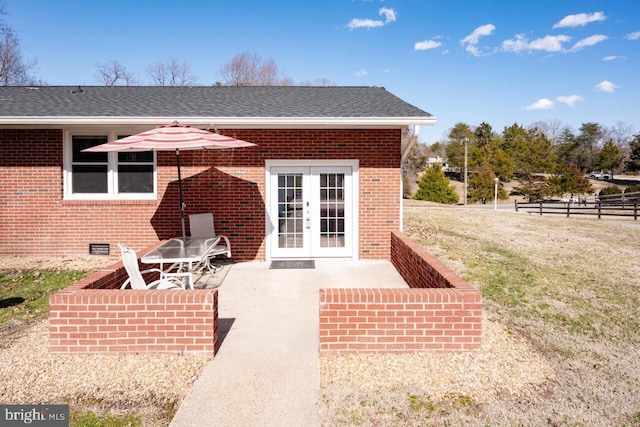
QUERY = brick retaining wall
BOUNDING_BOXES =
[318,231,482,354]
[49,244,218,356]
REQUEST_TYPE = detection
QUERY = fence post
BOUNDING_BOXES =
[539,201,543,216]
[514,200,518,212]
[597,203,601,219]
[635,203,638,221]
[567,203,570,218]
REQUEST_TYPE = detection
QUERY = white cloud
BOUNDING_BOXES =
[525,98,555,110]
[501,33,605,54]
[594,80,618,93]
[347,18,384,30]
[347,7,396,30]
[379,7,396,23]
[529,35,571,52]
[553,12,606,29]
[603,55,625,61]
[355,69,368,77]
[556,95,584,107]
[626,31,640,41]
[414,40,442,51]
[502,34,570,53]
[569,34,608,52]
[460,24,496,56]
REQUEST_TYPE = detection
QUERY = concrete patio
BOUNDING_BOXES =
[193,258,410,290]
[170,259,408,427]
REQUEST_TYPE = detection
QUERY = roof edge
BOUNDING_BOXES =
[0,116,437,128]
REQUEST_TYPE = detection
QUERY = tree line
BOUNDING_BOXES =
[0,4,333,87]
[405,121,640,203]
[92,52,338,87]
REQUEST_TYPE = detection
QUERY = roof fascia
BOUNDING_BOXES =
[0,116,437,129]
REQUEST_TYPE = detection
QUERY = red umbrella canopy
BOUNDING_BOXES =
[83,121,256,152]
[82,122,256,240]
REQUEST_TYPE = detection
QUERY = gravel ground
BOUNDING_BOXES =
[1,252,556,425]
[0,320,209,418]
[319,311,555,425]
[0,255,209,423]
[320,311,554,402]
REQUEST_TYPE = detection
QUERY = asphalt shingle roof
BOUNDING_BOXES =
[0,86,432,119]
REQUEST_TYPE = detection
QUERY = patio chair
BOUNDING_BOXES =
[189,213,232,274]
[117,243,190,290]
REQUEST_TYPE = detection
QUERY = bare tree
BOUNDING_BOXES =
[607,121,635,153]
[529,119,564,144]
[146,58,198,86]
[0,5,39,86]
[218,52,292,86]
[95,60,138,86]
[219,52,258,86]
[299,77,337,86]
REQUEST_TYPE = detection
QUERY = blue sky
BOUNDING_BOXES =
[6,0,640,144]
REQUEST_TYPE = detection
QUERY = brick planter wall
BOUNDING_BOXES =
[49,244,218,356]
[318,231,482,355]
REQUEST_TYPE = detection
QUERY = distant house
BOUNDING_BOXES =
[426,156,450,171]
[0,86,435,261]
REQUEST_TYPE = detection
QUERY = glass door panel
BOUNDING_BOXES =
[277,173,304,249]
[319,173,345,248]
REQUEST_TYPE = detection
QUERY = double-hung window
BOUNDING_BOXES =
[64,133,156,200]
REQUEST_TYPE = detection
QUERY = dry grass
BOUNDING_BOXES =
[321,203,640,426]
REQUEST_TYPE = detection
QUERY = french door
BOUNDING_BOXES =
[267,163,357,259]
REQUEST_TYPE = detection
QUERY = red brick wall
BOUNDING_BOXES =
[49,244,218,356]
[0,128,401,260]
[390,231,476,290]
[318,231,482,354]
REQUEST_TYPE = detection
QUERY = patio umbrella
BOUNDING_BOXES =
[83,121,256,239]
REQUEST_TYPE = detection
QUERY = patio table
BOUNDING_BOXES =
[141,237,221,289]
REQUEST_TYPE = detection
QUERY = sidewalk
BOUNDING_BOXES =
[170,260,407,427]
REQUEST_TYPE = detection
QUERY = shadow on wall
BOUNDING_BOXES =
[150,167,265,261]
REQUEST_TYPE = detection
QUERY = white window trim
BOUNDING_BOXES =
[63,130,157,201]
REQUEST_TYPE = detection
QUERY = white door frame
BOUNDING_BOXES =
[265,160,359,260]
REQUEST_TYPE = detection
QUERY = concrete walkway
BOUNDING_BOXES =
[170,260,407,427]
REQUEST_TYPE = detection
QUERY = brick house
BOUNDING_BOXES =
[0,86,435,261]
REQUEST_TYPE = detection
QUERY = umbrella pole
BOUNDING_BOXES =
[176,149,187,240]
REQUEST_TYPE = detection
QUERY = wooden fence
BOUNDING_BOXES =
[515,194,639,220]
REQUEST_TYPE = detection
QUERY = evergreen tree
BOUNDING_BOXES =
[576,122,605,171]
[468,162,508,204]
[555,127,580,168]
[414,164,459,204]
[594,140,624,177]
[444,122,474,174]
[474,122,495,148]
[503,125,556,201]
[625,134,640,173]
[547,164,593,197]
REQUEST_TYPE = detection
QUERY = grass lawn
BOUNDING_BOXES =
[321,203,640,426]
[0,269,86,325]
[402,205,640,425]
[0,269,151,427]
